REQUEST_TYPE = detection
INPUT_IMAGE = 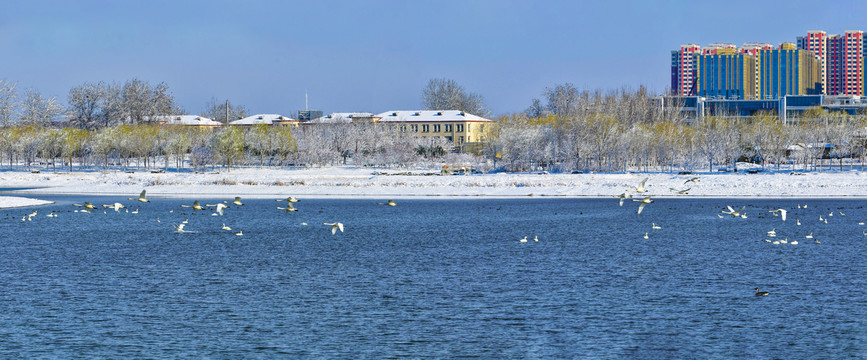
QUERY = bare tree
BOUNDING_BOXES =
[0,79,17,127]
[19,89,62,126]
[544,83,579,118]
[422,78,488,115]
[121,78,179,124]
[202,97,248,124]
[67,82,105,129]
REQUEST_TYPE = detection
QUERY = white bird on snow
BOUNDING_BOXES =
[630,177,649,194]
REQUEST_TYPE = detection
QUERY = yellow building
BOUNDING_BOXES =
[757,47,821,99]
[376,110,494,147]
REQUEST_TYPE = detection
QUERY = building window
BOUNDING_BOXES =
[433,124,440,132]
[445,124,452,132]
[422,124,429,132]
[411,124,418,132]
[457,124,464,132]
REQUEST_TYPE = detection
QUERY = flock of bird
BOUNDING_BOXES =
[8,190,406,237]
[610,175,867,297]
[7,178,864,298]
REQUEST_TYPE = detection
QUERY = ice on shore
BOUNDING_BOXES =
[2,166,867,206]
[0,196,54,209]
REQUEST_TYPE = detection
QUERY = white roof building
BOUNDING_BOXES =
[375,110,493,123]
[230,114,297,126]
[307,112,377,124]
[157,115,223,127]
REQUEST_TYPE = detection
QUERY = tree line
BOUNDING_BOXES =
[1,77,865,173]
[491,84,867,173]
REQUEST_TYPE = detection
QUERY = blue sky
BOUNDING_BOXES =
[2,0,867,116]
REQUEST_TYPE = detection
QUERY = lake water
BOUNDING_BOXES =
[0,196,865,358]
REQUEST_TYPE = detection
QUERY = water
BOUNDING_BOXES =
[0,196,865,358]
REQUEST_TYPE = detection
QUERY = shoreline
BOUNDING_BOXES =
[3,167,867,207]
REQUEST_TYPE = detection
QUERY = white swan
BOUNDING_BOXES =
[519,236,528,243]
[805,232,813,239]
[181,200,204,211]
[377,200,398,206]
[633,196,653,214]
[102,202,126,212]
[617,192,632,206]
[684,177,699,184]
[643,232,649,239]
[205,203,228,216]
[129,190,150,203]
[277,196,300,203]
[767,228,776,237]
[669,187,690,195]
[323,222,344,234]
[232,197,243,206]
[630,177,649,193]
[173,223,191,233]
[277,204,298,212]
[73,202,97,210]
[652,223,661,229]
[222,223,232,231]
[769,209,788,221]
[721,205,746,218]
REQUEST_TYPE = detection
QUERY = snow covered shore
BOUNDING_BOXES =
[0,196,54,209]
[2,166,867,208]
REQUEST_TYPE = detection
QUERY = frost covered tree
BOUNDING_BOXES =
[121,78,178,124]
[422,78,488,115]
[67,82,105,129]
[19,89,62,126]
[543,83,579,118]
[0,79,17,127]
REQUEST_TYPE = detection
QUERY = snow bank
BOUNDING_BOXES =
[0,196,54,209]
[3,166,867,202]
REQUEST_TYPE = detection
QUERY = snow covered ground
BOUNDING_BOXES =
[0,196,54,209]
[3,164,867,209]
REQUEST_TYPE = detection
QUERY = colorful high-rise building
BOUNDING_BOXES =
[826,31,864,95]
[673,30,866,99]
[702,43,737,55]
[671,44,701,95]
[796,31,827,94]
[695,53,757,100]
[757,47,822,99]
[741,43,774,97]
